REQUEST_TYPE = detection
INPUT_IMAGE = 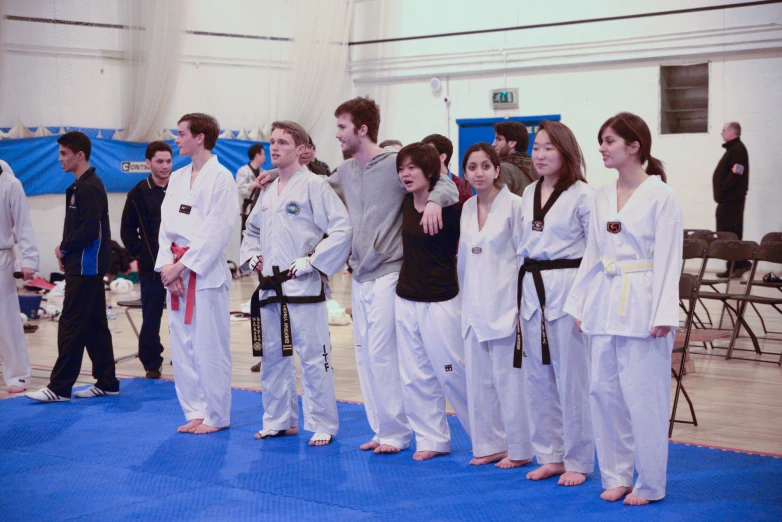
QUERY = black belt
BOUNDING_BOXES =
[250,265,325,357]
[514,257,582,368]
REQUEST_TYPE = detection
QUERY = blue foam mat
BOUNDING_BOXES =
[1,378,780,521]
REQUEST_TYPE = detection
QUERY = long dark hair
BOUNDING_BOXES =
[598,112,666,182]
[535,120,586,191]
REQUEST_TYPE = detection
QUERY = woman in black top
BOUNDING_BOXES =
[395,142,470,461]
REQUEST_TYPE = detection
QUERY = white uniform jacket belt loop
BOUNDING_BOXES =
[569,258,654,317]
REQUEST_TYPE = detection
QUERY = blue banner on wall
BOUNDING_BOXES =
[0,136,271,196]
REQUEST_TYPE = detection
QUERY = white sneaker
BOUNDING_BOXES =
[73,385,120,398]
[25,388,70,402]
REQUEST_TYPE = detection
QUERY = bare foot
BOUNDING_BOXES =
[558,471,587,487]
[623,492,651,506]
[191,423,227,435]
[308,433,333,446]
[470,451,507,466]
[374,444,401,454]
[527,462,565,480]
[495,457,532,469]
[413,450,449,461]
[600,486,633,502]
[6,385,26,394]
[360,440,380,451]
[178,419,203,433]
[253,427,298,440]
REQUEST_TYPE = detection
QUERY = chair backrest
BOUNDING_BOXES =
[706,239,758,262]
[679,273,699,301]
[754,241,782,265]
[684,229,712,239]
[683,239,708,260]
[761,232,782,244]
[687,230,737,244]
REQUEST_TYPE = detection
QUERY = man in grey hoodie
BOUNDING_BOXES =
[331,97,459,454]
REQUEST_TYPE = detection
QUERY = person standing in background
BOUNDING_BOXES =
[493,121,539,197]
[0,159,38,393]
[713,121,751,278]
[120,141,172,379]
[27,132,120,402]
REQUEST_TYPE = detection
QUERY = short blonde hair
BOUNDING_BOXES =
[271,121,308,147]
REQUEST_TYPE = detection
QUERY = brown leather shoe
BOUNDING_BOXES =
[251,362,261,372]
[145,367,162,379]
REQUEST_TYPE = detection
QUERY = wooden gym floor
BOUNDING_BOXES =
[5,269,782,455]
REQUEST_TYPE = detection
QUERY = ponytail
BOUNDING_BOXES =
[645,155,667,183]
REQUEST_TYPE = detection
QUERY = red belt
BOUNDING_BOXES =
[170,243,196,325]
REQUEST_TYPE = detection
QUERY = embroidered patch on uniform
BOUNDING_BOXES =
[471,247,482,254]
[70,194,76,206]
[607,221,622,234]
[286,202,301,215]
[322,345,331,372]
[532,220,544,232]
[179,204,192,215]
[445,364,453,372]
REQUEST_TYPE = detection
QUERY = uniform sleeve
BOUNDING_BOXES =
[649,193,684,330]
[60,184,104,254]
[154,191,174,271]
[564,195,600,321]
[578,187,594,242]
[239,194,263,274]
[717,147,748,197]
[9,181,39,270]
[235,166,253,200]
[120,191,143,260]
[456,214,467,291]
[511,197,525,264]
[426,173,459,207]
[178,176,240,275]
[309,181,353,277]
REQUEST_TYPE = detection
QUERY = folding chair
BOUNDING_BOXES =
[681,239,708,328]
[684,231,738,328]
[115,299,142,363]
[739,232,782,337]
[670,273,699,437]
[725,242,782,364]
[696,240,760,358]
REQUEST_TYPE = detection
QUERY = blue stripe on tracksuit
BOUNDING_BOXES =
[80,222,101,276]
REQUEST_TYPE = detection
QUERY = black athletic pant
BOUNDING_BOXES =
[138,271,165,371]
[716,198,752,270]
[49,275,119,396]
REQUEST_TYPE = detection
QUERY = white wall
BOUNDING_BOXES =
[349,0,782,242]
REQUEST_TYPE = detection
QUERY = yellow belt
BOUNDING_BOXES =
[600,258,654,316]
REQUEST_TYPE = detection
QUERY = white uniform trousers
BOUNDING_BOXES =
[260,301,338,435]
[0,256,32,388]
[464,328,533,460]
[523,311,594,472]
[168,284,232,428]
[395,295,470,453]
[589,333,672,501]
[352,272,412,449]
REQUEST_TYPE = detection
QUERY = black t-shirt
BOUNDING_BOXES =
[396,195,462,302]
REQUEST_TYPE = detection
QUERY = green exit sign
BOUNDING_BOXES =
[491,88,519,109]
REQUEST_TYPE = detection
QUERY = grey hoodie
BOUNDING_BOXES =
[328,149,459,283]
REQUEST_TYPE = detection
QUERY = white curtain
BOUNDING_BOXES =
[119,0,186,142]
[270,0,355,133]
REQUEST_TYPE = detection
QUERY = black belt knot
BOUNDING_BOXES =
[250,265,325,358]
[514,257,582,368]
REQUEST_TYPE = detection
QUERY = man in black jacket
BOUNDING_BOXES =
[713,122,751,278]
[27,132,120,402]
[120,141,172,378]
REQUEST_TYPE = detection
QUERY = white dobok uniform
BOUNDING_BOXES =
[457,186,533,461]
[518,180,595,473]
[564,175,682,500]
[0,161,37,389]
[236,164,265,202]
[156,156,239,428]
[240,167,351,436]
